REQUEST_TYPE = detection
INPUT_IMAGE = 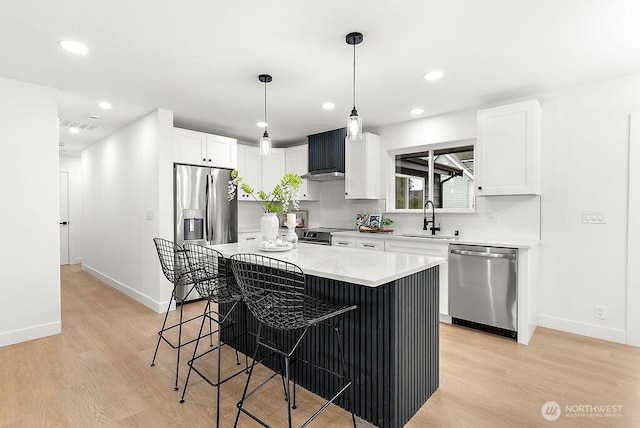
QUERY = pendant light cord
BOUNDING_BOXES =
[264,81,268,133]
[352,43,356,109]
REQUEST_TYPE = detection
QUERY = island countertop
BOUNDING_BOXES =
[207,241,444,287]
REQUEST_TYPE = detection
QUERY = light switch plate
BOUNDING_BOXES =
[582,210,606,224]
[146,209,154,220]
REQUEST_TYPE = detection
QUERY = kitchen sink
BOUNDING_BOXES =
[396,234,458,241]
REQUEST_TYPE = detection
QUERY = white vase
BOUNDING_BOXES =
[260,212,279,242]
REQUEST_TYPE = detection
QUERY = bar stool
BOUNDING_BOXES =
[230,253,357,428]
[151,238,202,391]
[179,243,248,427]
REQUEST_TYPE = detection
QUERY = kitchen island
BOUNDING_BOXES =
[208,241,444,428]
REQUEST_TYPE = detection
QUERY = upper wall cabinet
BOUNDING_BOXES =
[285,144,318,200]
[236,145,262,200]
[345,133,382,199]
[174,127,237,169]
[261,148,286,193]
[476,100,541,196]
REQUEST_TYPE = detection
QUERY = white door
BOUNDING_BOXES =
[59,172,69,265]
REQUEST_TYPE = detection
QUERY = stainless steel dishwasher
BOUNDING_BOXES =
[449,244,517,339]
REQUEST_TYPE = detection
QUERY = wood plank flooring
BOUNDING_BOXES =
[0,264,638,427]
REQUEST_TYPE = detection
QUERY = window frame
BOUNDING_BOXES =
[386,138,476,214]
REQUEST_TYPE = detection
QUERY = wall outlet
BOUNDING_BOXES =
[485,210,497,222]
[595,305,606,320]
[582,210,606,224]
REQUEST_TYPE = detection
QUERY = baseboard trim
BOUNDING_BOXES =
[81,264,172,314]
[538,314,626,344]
[0,321,61,348]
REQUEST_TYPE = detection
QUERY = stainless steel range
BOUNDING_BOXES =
[297,227,352,245]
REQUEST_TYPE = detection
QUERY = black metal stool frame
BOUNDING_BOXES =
[179,243,249,428]
[230,253,357,428]
[151,238,213,391]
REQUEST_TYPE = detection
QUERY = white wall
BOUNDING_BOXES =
[536,74,640,344]
[81,109,174,313]
[0,76,60,347]
[59,155,82,264]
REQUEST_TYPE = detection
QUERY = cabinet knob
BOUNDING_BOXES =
[477,186,482,190]
[202,158,206,161]
[208,159,211,162]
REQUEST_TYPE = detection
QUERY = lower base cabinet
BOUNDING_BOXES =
[332,235,449,315]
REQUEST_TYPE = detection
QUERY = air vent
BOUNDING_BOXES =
[59,119,99,131]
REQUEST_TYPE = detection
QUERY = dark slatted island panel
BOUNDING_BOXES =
[221,265,439,428]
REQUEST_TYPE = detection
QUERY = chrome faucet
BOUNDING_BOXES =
[423,200,440,235]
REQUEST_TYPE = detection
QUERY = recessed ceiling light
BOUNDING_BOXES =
[69,127,80,134]
[424,70,443,81]
[57,40,88,55]
[410,108,424,115]
[322,102,335,110]
[88,113,101,120]
[99,101,112,110]
[257,121,267,128]
[59,142,65,147]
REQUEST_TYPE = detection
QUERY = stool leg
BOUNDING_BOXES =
[180,300,210,403]
[334,323,356,427]
[174,298,186,391]
[234,323,262,428]
[216,314,222,428]
[284,355,293,428]
[151,289,175,367]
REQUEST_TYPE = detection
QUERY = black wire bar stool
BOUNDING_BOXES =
[230,253,357,428]
[179,243,249,427]
[151,238,212,391]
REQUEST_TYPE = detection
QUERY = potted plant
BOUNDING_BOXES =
[380,217,394,230]
[228,170,302,242]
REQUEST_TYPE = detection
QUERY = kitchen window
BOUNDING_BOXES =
[391,140,475,212]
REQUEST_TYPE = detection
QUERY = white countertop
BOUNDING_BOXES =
[207,241,444,287]
[331,230,540,249]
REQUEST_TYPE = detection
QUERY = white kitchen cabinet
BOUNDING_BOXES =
[238,231,261,243]
[261,148,286,193]
[384,239,450,317]
[332,236,356,248]
[174,127,237,169]
[284,144,318,200]
[356,238,384,251]
[236,145,262,201]
[345,133,382,199]
[476,100,541,195]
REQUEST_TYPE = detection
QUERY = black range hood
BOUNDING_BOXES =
[302,127,347,181]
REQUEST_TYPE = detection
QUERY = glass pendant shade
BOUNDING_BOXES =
[347,108,362,140]
[260,131,272,156]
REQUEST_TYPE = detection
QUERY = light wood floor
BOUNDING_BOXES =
[1,265,638,427]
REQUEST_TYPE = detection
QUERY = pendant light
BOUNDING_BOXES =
[258,74,273,156]
[346,32,363,141]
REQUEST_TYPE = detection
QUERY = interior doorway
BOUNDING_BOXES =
[59,171,69,265]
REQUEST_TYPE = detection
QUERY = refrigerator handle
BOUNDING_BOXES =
[205,174,210,243]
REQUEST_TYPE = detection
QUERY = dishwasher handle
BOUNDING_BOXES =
[450,249,516,259]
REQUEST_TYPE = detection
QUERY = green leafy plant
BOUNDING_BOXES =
[228,170,302,213]
[380,218,394,228]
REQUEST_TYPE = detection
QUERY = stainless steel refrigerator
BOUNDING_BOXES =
[174,164,237,301]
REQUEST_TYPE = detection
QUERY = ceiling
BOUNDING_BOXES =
[2,1,640,155]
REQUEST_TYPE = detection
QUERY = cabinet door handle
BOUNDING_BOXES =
[336,241,349,245]
[245,237,256,241]
[363,244,375,248]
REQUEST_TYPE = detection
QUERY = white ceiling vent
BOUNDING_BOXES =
[58,119,99,131]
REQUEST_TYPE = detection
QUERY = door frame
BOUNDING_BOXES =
[627,113,640,347]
